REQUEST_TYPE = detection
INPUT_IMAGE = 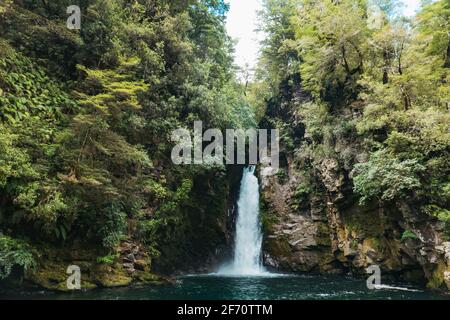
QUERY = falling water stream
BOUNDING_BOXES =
[218,166,268,276]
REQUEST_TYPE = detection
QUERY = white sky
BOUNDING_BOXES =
[225,0,422,70]
[226,0,264,71]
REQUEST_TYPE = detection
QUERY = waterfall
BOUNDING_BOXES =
[219,166,267,276]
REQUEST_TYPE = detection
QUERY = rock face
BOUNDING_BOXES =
[20,167,244,291]
[259,156,450,292]
[24,240,162,292]
[152,165,243,275]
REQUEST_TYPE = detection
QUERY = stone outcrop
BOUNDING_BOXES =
[24,239,163,292]
[18,167,244,291]
[259,155,450,292]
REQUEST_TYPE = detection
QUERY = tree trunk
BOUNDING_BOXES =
[383,69,389,84]
[444,40,450,68]
[383,49,390,84]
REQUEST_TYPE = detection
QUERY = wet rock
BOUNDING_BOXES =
[134,259,148,272]
[258,147,449,292]
[123,263,134,269]
[123,253,135,262]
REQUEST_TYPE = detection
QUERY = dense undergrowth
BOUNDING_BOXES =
[0,0,252,279]
[254,0,449,236]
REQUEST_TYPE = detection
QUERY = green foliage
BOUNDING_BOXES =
[353,150,425,203]
[0,40,75,123]
[258,0,299,90]
[416,0,450,68]
[0,235,36,279]
[0,0,254,269]
[276,168,287,182]
[0,43,76,240]
[292,0,368,100]
[423,205,450,240]
[99,204,127,250]
[0,127,38,188]
[290,182,312,211]
[401,230,419,242]
[96,253,119,265]
[78,0,121,68]
[0,2,82,77]
[424,205,450,223]
[258,0,449,231]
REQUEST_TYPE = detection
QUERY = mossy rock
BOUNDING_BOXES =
[133,271,162,284]
[427,261,448,290]
[21,243,165,291]
[318,253,341,274]
[91,264,133,288]
[343,202,385,237]
[315,222,331,246]
[264,237,292,259]
[25,261,68,291]
[25,260,97,292]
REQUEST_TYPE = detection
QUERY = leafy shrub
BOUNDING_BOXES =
[423,205,450,223]
[0,236,36,279]
[401,230,419,242]
[0,40,75,123]
[353,150,426,204]
[276,168,287,182]
[99,204,127,250]
[290,183,312,211]
[96,254,119,265]
[423,205,450,240]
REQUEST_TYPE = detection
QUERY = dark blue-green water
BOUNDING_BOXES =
[1,274,448,300]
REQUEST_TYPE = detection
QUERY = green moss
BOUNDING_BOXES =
[350,238,359,250]
[318,253,341,273]
[134,271,161,284]
[19,243,164,291]
[366,237,381,251]
[265,238,291,259]
[315,223,331,246]
[427,262,446,290]
[260,201,278,235]
[92,264,133,288]
[343,202,385,237]
[25,261,68,291]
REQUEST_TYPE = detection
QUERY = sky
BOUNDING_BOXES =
[225,0,264,71]
[225,0,422,71]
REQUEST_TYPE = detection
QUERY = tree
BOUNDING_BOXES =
[291,0,370,103]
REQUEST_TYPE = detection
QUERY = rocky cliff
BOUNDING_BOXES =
[259,152,450,292]
[254,0,449,294]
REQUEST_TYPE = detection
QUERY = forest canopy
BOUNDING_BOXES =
[0,0,253,278]
[255,0,449,234]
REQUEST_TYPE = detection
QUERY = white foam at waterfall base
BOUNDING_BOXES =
[217,166,271,276]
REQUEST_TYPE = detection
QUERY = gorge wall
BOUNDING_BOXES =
[253,0,449,293]
[259,156,450,291]
[257,77,450,292]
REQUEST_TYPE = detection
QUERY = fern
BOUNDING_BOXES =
[0,236,36,279]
